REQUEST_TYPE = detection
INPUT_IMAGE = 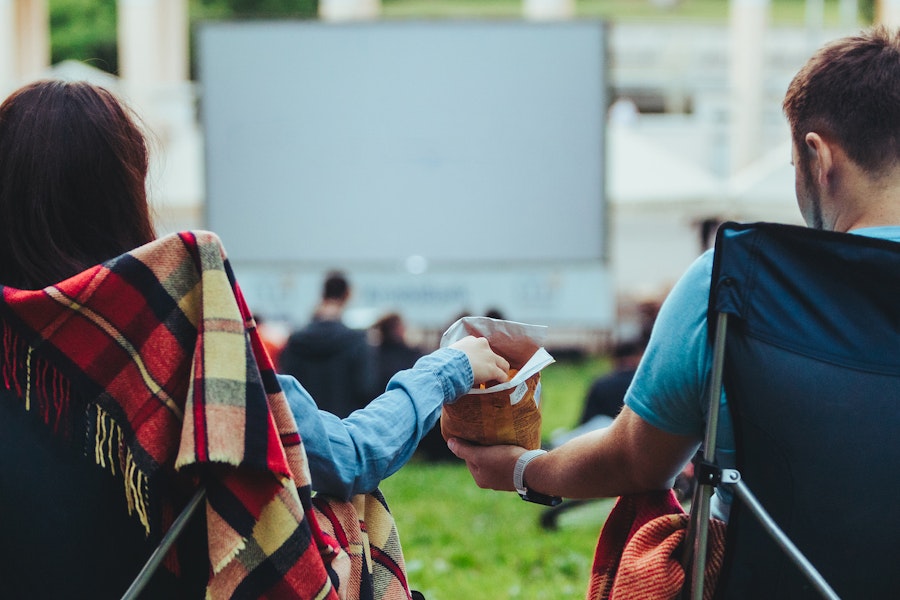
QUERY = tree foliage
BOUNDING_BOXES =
[50,0,118,72]
[49,0,318,75]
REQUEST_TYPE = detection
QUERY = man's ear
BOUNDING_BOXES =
[805,132,833,186]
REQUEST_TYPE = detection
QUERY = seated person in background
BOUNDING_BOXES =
[548,337,646,449]
[0,79,510,596]
[372,312,424,393]
[553,299,659,446]
[579,338,645,426]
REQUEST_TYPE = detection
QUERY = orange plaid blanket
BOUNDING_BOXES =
[587,490,725,600]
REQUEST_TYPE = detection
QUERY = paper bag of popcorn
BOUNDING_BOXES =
[439,316,555,449]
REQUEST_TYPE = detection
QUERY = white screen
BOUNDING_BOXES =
[199,20,608,265]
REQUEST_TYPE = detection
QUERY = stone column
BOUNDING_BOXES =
[523,0,575,20]
[729,0,769,173]
[0,0,16,96]
[159,0,189,82]
[0,0,50,98]
[17,0,50,78]
[117,0,164,87]
[878,0,900,25]
[319,0,380,20]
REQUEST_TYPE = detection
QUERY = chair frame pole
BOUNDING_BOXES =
[729,481,840,600]
[689,311,729,600]
[120,487,206,600]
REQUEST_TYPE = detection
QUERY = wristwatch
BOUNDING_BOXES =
[513,449,562,506]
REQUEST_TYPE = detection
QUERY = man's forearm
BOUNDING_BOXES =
[523,408,700,499]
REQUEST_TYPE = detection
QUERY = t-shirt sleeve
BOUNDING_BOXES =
[624,249,715,439]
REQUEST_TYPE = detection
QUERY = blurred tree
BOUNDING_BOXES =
[861,0,875,22]
[48,0,318,76]
[50,0,118,73]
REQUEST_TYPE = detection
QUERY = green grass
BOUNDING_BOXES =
[380,355,618,600]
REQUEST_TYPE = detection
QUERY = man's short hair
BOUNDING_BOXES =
[322,270,350,300]
[783,26,900,175]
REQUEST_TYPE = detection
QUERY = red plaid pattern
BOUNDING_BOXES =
[0,231,412,599]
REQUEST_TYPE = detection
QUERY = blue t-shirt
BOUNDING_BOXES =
[624,225,900,516]
[278,347,472,500]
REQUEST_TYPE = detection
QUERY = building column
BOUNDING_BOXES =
[17,0,49,78]
[159,0,189,82]
[0,0,50,98]
[878,0,900,25]
[118,0,163,88]
[117,0,189,91]
[0,0,16,96]
[319,0,380,20]
[729,0,769,174]
[523,0,575,20]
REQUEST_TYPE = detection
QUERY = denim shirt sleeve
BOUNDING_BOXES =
[278,346,473,499]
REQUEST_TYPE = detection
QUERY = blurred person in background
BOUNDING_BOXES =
[278,270,378,418]
[372,311,424,393]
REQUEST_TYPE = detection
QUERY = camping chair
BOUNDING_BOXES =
[685,221,900,599]
[121,487,206,599]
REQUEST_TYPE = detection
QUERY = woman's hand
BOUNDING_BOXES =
[448,335,510,386]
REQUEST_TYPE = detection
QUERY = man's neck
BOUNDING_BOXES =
[824,163,900,232]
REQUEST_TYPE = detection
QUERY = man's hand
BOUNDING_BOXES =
[446,437,526,492]
[448,407,701,499]
[449,335,510,387]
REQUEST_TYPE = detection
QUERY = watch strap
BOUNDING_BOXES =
[513,449,546,495]
[513,449,563,506]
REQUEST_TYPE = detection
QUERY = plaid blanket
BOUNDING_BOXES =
[0,230,412,599]
[587,490,725,600]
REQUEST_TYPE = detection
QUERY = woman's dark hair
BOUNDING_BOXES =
[0,80,156,289]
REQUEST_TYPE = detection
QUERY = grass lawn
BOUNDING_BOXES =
[379,355,620,599]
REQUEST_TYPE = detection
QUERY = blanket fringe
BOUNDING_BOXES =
[2,319,152,536]
[2,320,71,439]
[95,404,151,535]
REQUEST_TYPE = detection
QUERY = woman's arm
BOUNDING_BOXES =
[281,336,508,499]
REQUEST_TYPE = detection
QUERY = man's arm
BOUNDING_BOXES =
[448,251,717,500]
[448,406,700,499]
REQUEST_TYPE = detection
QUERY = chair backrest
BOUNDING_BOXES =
[697,222,900,599]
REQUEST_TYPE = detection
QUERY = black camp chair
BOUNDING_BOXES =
[685,221,900,599]
[121,487,206,599]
